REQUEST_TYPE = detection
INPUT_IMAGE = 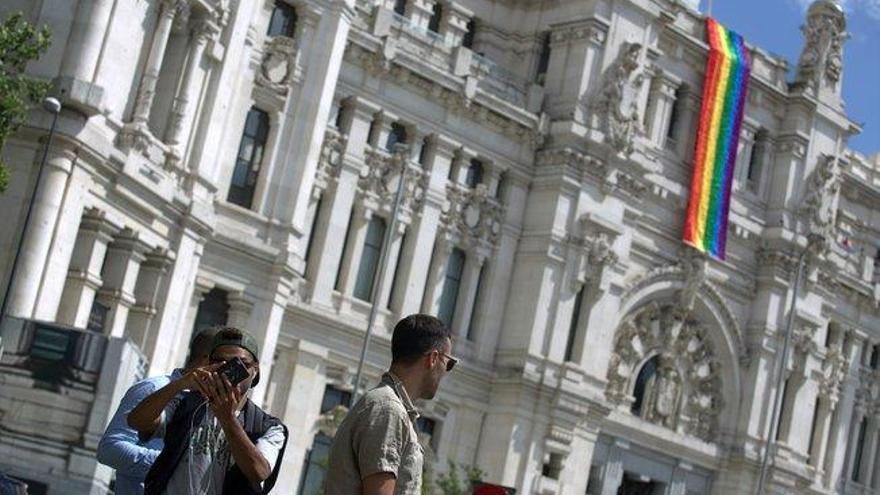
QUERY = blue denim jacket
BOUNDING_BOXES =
[96,369,183,495]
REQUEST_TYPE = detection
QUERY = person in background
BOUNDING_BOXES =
[326,314,458,495]
[96,327,219,494]
[128,327,288,495]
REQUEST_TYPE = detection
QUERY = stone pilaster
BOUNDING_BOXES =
[377,222,406,312]
[451,250,486,340]
[57,209,118,328]
[644,69,680,148]
[95,229,149,338]
[131,0,187,126]
[543,18,608,121]
[126,248,175,349]
[54,0,113,114]
[337,205,373,305]
[165,18,218,152]
[421,238,453,314]
[441,2,472,47]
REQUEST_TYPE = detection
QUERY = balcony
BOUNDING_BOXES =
[0,317,146,494]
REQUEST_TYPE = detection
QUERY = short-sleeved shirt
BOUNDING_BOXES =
[325,372,424,495]
[152,396,286,495]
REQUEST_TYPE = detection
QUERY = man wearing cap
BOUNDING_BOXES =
[128,326,288,495]
[326,314,457,495]
[97,326,219,494]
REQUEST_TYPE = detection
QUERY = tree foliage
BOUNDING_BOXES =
[432,461,485,495]
[0,12,52,192]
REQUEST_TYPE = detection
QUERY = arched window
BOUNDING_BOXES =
[631,355,659,416]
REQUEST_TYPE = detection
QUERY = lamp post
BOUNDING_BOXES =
[350,143,410,407]
[0,97,63,322]
[755,233,823,495]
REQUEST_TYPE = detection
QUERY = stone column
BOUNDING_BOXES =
[860,415,879,486]
[131,0,187,126]
[666,463,691,495]
[55,0,113,113]
[165,17,217,150]
[485,164,502,197]
[227,292,254,330]
[645,69,679,148]
[599,441,625,495]
[6,148,76,318]
[307,97,378,308]
[370,112,395,150]
[268,1,355,242]
[543,19,608,121]
[57,209,118,328]
[441,2,472,46]
[809,397,833,472]
[125,248,174,349]
[95,229,148,338]
[765,134,808,229]
[676,88,699,160]
[421,238,453,314]
[396,134,455,315]
[249,273,295,405]
[451,148,476,186]
[451,251,486,339]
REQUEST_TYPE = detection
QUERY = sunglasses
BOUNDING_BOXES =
[440,352,458,372]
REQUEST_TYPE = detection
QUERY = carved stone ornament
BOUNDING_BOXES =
[358,147,426,213]
[584,42,645,156]
[820,346,848,400]
[570,229,619,292]
[795,0,847,91]
[316,129,347,186]
[258,36,298,92]
[680,249,708,313]
[606,303,723,442]
[442,184,504,249]
[801,154,841,241]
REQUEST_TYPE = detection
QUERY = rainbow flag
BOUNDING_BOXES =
[683,17,750,259]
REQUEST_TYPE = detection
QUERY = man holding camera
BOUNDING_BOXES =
[128,327,288,495]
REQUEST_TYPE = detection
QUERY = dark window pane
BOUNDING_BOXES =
[438,248,465,326]
[465,159,483,188]
[462,19,476,48]
[428,3,442,33]
[535,32,551,83]
[228,107,270,209]
[385,123,408,152]
[564,287,584,361]
[193,288,229,333]
[268,1,298,38]
[466,264,486,341]
[631,355,658,417]
[418,136,430,166]
[320,386,352,413]
[87,300,109,333]
[852,417,868,481]
[354,217,387,301]
[393,0,407,15]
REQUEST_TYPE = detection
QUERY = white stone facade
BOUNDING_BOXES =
[0,0,879,494]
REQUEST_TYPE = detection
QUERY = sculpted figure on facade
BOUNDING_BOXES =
[801,154,841,240]
[795,0,847,91]
[642,356,682,429]
[586,41,645,156]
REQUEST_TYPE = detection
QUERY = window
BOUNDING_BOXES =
[193,288,229,333]
[631,355,659,416]
[416,416,439,451]
[466,264,486,341]
[87,300,109,333]
[228,107,270,209]
[563,287,585,362]
[666,86,685,146]
[267,1,297,38]
[353,217,387,301]
[495,172,506,199]
[320,385,352,413]
[852,417,868,482]
[427,2,442,33]
[746,131,767,193]
[807,399,821,465]
[542,453,563,480]
[393,0,407,16]
[334,208,355,291]
[418,136,431,166]
[462,19,476,48]
[775,379,789,441]
[535,32,551,84]
[871,344,879,370]
[438,248,466,326]
[465,159,483,188]
[387,232,406,310]
[304,195,323,278]
[385,122,408,152]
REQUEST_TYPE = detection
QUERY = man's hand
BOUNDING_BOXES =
[362,473,396,495]
[178,364,222,398]
[208,374,242,424]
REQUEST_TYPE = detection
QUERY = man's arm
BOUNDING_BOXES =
[362,473,396,495]
[97,380,164,476]
[211,374,273,484]
[127,366,213,435]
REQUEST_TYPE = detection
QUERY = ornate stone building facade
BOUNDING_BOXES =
[0,0,878,494]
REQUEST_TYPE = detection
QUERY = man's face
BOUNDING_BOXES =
[422,338,454,400]
[210,345,259,394]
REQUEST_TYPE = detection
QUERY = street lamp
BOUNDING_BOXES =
[0,97,63,322]
[755,233,823,495]
[350,143,410,407]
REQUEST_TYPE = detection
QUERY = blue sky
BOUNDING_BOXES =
[698,0,880,155]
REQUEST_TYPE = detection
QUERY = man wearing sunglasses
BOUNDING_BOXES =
[327,314,457,495]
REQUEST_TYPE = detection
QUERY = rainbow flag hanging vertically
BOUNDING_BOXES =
[683,17,750,259]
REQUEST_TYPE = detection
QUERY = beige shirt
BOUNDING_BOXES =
[325,372,424,495]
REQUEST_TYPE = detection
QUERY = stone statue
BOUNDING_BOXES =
[680,250,707,312]
[587,42,645,156]
[795,0,847,92]
[801,154,841,239]
[643,356,681,429]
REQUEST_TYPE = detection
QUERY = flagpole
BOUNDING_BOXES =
[708,0,713,15]
[350,143,410,407]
